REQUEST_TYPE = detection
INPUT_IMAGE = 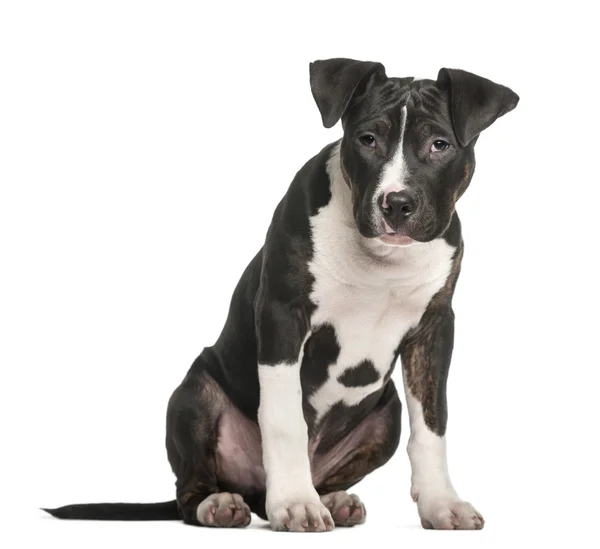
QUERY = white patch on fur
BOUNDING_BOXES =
[306,144,456,424]
[258,344,328,524]
[403,374,483,528]
[403,382,456,500]
[371,105,409,231]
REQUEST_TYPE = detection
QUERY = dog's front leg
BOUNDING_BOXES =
[400,305,484,530]
[256,299,334,532]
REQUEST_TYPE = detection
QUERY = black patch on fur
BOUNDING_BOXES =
[301,324,339,396]
[337,360,380,387]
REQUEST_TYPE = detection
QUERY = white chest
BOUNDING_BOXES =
[306,248,454,421]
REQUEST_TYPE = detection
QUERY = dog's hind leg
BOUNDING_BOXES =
[311,381,402,526]
[166,365,252,527]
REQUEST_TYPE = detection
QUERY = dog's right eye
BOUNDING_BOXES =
[359,134,376,148]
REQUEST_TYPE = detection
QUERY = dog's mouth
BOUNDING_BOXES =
[377,220,417,247]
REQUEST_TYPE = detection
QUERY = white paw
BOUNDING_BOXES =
[417,495,484,530]
[267,494,334,532]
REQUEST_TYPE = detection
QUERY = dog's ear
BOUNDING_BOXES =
[437,68,519,147]
[309,58,386,128]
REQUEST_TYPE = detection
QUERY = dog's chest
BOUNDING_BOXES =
[304,232,455,424]
[304,271,447,422]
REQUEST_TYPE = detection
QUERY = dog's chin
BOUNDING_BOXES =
[377,233,417,247]
[357,222,420,247]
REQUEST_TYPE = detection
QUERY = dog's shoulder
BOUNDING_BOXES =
[271,141,339,234]
[258,142,339,303]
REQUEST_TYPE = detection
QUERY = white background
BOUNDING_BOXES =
[1,1,599,547]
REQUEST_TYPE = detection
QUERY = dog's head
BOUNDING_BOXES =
[310,58,519,245]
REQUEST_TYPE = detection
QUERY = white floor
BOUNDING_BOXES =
[5,493,585,549]
[17,507,498,549]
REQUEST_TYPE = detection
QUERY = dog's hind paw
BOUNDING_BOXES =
[196,493,251,527]
[320,491,366,526]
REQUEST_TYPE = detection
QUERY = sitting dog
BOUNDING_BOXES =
[44,58,518,531]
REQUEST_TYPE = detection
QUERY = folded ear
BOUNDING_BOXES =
[309,58,386,128]
[437,68,519,147]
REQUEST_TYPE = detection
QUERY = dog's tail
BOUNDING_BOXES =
[42,500,179,521]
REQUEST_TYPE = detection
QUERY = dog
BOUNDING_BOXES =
[44,58,518,531]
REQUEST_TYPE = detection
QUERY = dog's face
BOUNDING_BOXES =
[310,59,519,245]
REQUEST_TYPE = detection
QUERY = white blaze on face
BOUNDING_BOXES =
[373,105,409,229]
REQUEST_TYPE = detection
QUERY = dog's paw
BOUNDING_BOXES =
[267,497,334,532]
[196,492,251,527]
[417,496,484,530]
[320,491,366,526]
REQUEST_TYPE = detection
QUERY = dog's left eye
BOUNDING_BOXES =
[359,134,376,147]
[431,140,450,152]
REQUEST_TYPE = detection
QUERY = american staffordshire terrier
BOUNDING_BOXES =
[44,58,518,531]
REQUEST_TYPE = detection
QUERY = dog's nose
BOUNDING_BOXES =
[381,191,416,225]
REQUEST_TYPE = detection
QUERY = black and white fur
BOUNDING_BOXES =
[44,58,518,531]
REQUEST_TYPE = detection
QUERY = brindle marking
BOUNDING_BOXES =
[400,241,464,435]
